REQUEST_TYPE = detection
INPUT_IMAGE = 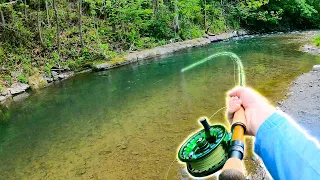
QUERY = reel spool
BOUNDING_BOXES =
[178,118,232,177]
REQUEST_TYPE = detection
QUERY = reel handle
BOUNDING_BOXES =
[219,107,246,180]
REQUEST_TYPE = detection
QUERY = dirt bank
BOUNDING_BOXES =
[279,69,320,138]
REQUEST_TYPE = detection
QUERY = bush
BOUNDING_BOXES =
[17,74,28,84]
[314,35,320,47]
[4,75,12,86]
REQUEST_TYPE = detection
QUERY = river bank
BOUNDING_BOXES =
[0,30,249,104]
[301,45,320,55]
[279,65,320,138]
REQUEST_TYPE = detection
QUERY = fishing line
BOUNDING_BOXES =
[181,52,245,86]
[165,158,177,180]
[208,106,226,121]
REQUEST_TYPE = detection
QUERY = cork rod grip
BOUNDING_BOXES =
[231,106,246,141]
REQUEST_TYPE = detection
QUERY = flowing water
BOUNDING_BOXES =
[0,32,320,180]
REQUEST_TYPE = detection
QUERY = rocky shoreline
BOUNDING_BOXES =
[0,30,249,104]
[92,30,249,70]
[0,71,76,104]
[278,65,320,138]
[301,44,320,55]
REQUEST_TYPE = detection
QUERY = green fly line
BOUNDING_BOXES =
[188,144,226,171]
[176,52,246,177]
[181,52,245,87]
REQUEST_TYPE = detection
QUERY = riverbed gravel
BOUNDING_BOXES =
[279,69,320,138]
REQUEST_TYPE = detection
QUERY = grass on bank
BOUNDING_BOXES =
[314,35,320,47]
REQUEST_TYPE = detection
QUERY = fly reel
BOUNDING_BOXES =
[178,118,232,177]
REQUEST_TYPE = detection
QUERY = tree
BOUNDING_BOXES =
[173,0,179,35]
[52,0,60,61]
[37,0,43,45]
[0,6,4,25]
[79,0,84,49]
[45,0,50,26]
[203,0,207,31]
[24,0,27,17]
[153,0,158,15]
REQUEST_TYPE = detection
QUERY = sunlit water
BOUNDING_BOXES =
[1,32,319,180]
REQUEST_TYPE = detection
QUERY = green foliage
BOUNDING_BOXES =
[314,35,320,47]
[43,65,52,77]
[236,0,320,31]
[17,74,28,84]
[0,0,319,81]
[4,75,12,86]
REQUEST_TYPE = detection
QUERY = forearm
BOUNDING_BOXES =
[254,112,320,180]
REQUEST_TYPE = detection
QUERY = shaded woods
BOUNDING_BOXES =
[0,0,319,91]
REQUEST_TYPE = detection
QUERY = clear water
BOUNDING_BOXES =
[1,32,319,180]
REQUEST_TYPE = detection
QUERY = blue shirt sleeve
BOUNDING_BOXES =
[254,112,320,180]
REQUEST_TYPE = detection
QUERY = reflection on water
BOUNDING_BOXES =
[1,32,320,180]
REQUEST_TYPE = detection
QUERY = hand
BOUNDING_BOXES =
[227,87,276,136]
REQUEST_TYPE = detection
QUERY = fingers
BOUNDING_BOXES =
[228,97,242,113]
[227,87,246,98]
[227,96,242,122]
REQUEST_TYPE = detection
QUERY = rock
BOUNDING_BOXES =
[8,83,30,95]
[313,65,320,71]
[94,62,112,70]
[51,71,59,80]
[10,71,20,78]
[132,152,139,155]
[75,168,86,176]
[0,87,9,96]
[121,145,127,150]
[99,150,112,155]
[301,45,320,55]
[57,71,74,79]
[0,95,7,102]
[44,76,54,83]
[12,92,30,102]
[28,73,48,89]
[202,34,209,38]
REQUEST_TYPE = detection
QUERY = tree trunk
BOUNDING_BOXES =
[53,0,60,62]
[45,0,50,26]
[174,0,179,35]
[0,7,5,25]
[79,0,84,49]
[24,0,27,17]
[204,0,207,30]
[38,0,44,45]
[153,0,158,15]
